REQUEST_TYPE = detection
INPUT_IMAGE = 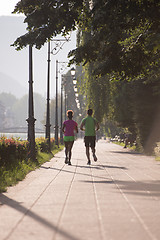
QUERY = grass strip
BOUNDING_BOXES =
[113,141,136,151]
[0,145,64,193]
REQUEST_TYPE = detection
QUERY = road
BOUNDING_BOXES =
[0,139,160,240]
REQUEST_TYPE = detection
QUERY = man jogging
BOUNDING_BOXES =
[80,109,99,165]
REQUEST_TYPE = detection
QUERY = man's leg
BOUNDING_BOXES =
[84,137,91,164]
[86,146,91,164]
[91,137,97,161]
[91,147,95,156]
[91,147,97,161]
[86,146,90,160]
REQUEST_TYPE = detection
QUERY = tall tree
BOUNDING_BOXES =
[12,0,160,153]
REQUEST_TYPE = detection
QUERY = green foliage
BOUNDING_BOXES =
[131,80,160,153]
[35,137,55,152]
[12,0,160,154]
[74,1,160,154]
[73,0,160,79]
[110,81,135,132]
[0,136,63,192]
[79,59,160,153]
[12,0,83,50]
[12,0,160,81]
[0,136,29,168]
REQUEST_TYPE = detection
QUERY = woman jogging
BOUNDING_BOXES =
[62,110,78,165]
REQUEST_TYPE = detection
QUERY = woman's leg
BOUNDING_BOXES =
[68,141,74,164]
[64,142,69,163]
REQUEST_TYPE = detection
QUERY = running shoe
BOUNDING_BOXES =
[93,154,97,162]
[65,157,68,164]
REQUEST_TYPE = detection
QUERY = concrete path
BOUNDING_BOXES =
[0,139,160,240]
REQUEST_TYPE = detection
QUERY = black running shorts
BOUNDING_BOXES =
[84,136,96,148]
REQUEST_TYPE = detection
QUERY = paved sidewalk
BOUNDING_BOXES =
[0,139,160,240]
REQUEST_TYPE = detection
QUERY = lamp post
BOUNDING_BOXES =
[26,45,36,161]
[55,60,59,146]
[62,69,75,121]
[55,61,68,146]
[61,76,68,120]
[72,74,81,115]
[71,67,76,77]
[60,75,64,144]
[45,38,70,150]
[64,89,67,120]
[45,41,51,151]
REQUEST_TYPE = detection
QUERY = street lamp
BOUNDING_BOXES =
[64,88,67,120]
[62,71,76,117]
[59,69,76,143]
[71,67,76,77]
[55,60,59,146]
[55,61,68,147]
[45,38,70,150]
[74,86,78,92]
[26,46,36,161]
[60,75,64,144]
[45,41,51,151]
[61,76,67,121]
[73,76,77,85]
[72,75,82,113]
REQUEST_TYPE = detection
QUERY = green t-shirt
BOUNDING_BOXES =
[82,116,97,136]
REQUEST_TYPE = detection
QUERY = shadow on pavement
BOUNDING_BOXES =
[115,180,160,198]
[74,164,103,170]
[110,151,142,155]
[80,179,160,198]
[81,180,114,184]
[97,164,128,170]
[40,165,111,181]
[0,194,81,240]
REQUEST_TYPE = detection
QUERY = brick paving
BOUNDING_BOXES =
[0,139,160,240]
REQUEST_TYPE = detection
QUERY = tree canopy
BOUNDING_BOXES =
[13,0,160,153]
[13,0,83,49]
[13,0,160,79]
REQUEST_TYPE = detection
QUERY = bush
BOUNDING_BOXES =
[0,137,29,168]
[35,137,55,152]
[0,136,62,192]
[0,136,56,168]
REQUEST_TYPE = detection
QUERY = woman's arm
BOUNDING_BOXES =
[62,123,65,133]
[75,125,78,133]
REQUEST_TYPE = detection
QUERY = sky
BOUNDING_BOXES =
[0,0,20,16]
[0,0,77,98]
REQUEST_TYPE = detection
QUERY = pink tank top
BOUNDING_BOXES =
[63,120,77,136]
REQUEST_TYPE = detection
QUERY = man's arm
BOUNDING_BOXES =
[96,122,100,131]
[80,121,85,131]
